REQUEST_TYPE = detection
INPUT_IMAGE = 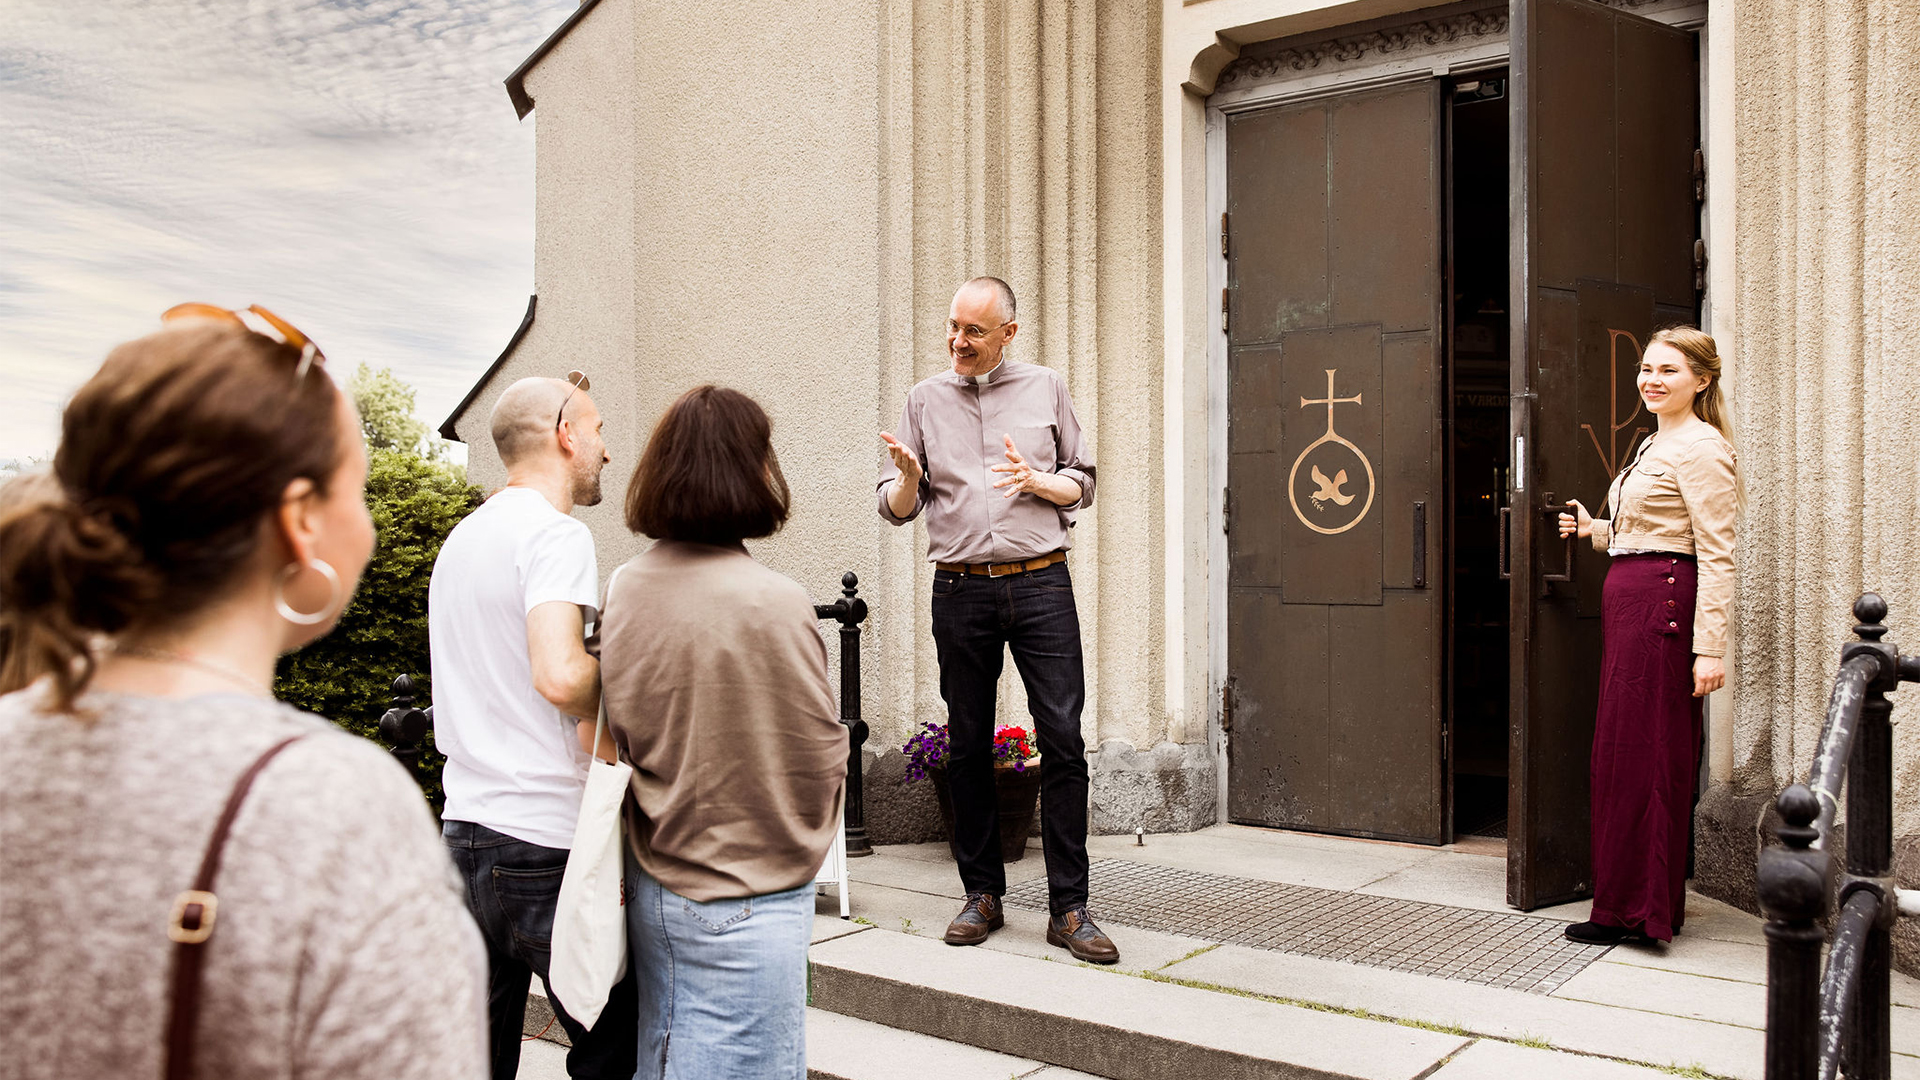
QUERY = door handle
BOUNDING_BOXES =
[1541,492,1575,584]
[1497,506,1512,580]
[1413,501,1427,589]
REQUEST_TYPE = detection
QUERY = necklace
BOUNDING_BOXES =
[106,643,271,696]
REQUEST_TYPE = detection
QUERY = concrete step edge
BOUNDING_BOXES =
[807,927,1470,1080]
[806,1008,1105,1080]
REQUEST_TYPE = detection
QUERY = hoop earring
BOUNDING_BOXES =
[274,558,342,627]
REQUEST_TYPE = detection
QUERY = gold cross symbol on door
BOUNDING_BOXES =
[1288,369,1377,535]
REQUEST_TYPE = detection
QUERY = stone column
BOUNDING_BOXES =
[867,0,1189,837]
[1698,0,1920,942]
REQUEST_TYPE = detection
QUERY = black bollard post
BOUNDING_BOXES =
[378,673,430,777]
[1842,595,1900,1080]
[816,572,873,857]
[1760,784,1828,1080]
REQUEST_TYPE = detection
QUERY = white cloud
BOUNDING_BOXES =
[0,0,579,460]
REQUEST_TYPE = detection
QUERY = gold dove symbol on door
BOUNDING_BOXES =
[1288,368,1376,535]
[1309,465,1354,509]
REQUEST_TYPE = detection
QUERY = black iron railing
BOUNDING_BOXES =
[375,571,873,855]
[814,571,872,857]
[1760,593,1920,1080]
[378,674,431,773]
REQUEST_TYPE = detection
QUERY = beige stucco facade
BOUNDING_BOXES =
[453,0,1920,924]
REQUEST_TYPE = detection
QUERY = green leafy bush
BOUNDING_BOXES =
[274,366,481,807]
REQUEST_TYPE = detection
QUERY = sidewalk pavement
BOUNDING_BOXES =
[796,824,1920,1080]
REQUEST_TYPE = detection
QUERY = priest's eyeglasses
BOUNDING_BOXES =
[946,319,1010,342]
[161,302,326,384]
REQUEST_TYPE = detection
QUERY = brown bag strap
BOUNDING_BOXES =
[162,735,304,1080]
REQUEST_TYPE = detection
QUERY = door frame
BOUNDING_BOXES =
[1204,1,1709,840]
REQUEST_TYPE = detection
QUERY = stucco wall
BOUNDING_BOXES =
[869,0,1174,830]
[461,0,1180,836]
[455,0,639,569]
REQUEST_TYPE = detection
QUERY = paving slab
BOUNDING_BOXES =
[1551,959,1765,1029]
[814,910,870,944]
[1425,1039,1698,1079]
[808,1008,1100,1080]
[1599,933,1768,984]
[514,1036,569,1079]
[1665,890,1768,947]
[840,878,1217,973]
[1893,969,1920,1009]
[1085,826,1437,893]
[1161,941,1764,1079]
[809,924,1469,1080]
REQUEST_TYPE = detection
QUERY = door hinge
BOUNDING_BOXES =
[1693,238,1708,292]
[1221,212,1230,259]
[1221,678,1236,734]
[1221,288,1230,335]
[1222,487,1233,534]
[1693,148,1706,205]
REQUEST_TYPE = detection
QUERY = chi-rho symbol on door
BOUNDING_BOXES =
[1287,368,1376,536]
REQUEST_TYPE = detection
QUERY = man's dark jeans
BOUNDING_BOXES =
[442,819,638,1080]
[930,558,1089,913]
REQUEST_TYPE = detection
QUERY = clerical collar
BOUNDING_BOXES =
[968,359,1005,385]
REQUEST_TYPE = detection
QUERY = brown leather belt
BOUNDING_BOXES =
[936,550,1066,578]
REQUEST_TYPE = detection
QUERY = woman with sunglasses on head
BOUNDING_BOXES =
[598,385,846,1080]
[0,306,486,1078]
[1557,326,1738,946]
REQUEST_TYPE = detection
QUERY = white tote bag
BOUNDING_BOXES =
[548,592,633,1029]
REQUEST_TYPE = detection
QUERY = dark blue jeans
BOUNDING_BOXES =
[930,558,1089,913]
[442,819,638,1080]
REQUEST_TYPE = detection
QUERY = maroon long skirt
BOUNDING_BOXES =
[1589,553,1703,942]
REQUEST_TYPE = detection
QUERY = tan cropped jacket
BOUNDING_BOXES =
[1589,422,1738,658]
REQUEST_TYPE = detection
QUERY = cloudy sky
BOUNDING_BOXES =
[0,0,580,464]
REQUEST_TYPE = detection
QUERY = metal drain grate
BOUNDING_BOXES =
[1004,859,1605,994]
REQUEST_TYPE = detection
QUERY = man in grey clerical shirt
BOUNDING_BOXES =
[877,276,1117,964]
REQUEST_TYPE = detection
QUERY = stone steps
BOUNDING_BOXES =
[806,925,1472,1080]
[807,1009,1102,1080]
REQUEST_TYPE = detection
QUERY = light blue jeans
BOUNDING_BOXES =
[624,854,812,1080]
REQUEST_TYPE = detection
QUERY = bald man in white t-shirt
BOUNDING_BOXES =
[430,373,636,1080]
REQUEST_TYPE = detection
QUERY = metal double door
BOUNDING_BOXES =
[1224,0,1699,908]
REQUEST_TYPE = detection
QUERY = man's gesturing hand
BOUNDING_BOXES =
[880,431,923,520]
[990,433,1041,498]
[991,433,1081,506]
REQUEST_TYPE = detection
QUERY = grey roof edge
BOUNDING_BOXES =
[504,0,605,119]
[440,294,536,443]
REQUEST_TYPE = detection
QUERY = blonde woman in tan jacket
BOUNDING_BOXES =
[1557,326,1738,946]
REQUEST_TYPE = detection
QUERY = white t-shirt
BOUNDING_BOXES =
[429,487,598,849]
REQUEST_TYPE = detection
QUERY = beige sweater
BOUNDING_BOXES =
[0,688,487,1079]
[600,541,846,902]
[1590,421,1739,657]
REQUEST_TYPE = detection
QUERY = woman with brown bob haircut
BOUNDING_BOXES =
[599,385,845,1079]
[0,307,486,1079]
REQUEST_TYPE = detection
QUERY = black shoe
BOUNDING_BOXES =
[1047,906,1119,964]
[1564,920,1649,945]
[943,892,1003,946]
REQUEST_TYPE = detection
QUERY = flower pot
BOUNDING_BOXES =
[928,762,1042,863]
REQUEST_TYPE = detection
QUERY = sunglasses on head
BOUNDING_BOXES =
[161,302,327,384]
[556,370,591,432]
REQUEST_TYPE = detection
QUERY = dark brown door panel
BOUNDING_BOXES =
[1507,0,1699,909]
[1227,80,1446,844]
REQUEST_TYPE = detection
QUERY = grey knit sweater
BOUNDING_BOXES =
[0,687,487,1078]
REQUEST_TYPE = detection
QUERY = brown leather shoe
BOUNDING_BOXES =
[1047,906,1119,964]
[943,892,1004,946]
